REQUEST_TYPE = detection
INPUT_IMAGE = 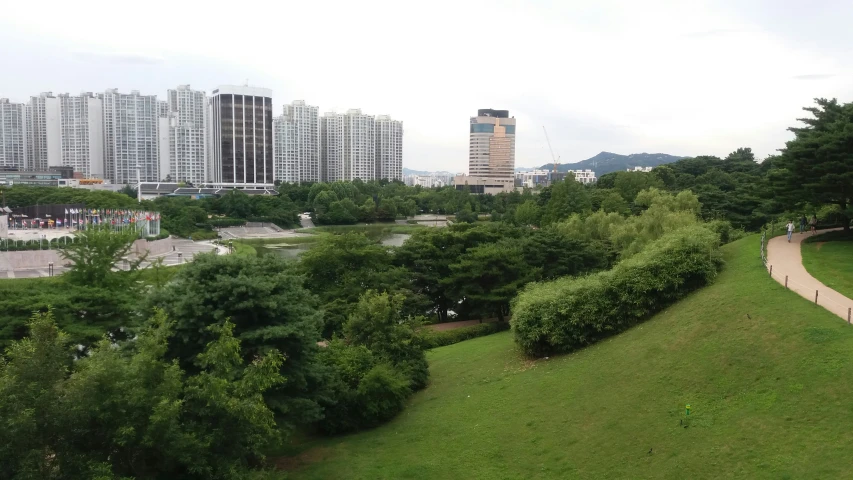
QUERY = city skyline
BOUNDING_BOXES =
[3,0,853,172]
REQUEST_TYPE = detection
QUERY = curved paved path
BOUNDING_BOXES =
[766,228,853,321]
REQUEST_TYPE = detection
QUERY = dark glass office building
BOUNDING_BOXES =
[209,86,274,185]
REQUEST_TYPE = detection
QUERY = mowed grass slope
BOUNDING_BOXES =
[802,234,853,300]
[286,235,853,479]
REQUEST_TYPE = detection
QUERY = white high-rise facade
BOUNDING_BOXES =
[0,99,27,169]
[57,93,104,178]
[273,114,298,183]
[101,89,161,183]
[165,85,207,184]
[375,115,403,181]
[320,112,344,182]
[273,100,319,184]
[320,109,375,182]
[26,92,61,171]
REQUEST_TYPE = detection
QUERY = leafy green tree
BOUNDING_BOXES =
[541,177,591,225]
[600,190,630,215]
[57,226,144,288]
[0,310,284,480]
[521,229,609,280]
[777,98,853,231]
[147,253,325,428]
[218,190,253,219]
[514,200,541,226]
[446,240,538,321]
[614,171,665,203]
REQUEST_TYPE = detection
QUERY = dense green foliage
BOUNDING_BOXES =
[318,292,429,433]
[512,226,723,356]
[146,254,327,431]
[0,311,283,480]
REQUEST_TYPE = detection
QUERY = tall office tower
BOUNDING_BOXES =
[468,108,516,178]
[273,100,319,184]
[0,99,27,169]
[375,115,403,181]
[320,109,376,182]
[208,86,273,185]
[26,92,61,171]
[57,93,105,178]
[164,85,207,184]
[101,89,162,183]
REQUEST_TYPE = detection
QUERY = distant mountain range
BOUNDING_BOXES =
[536,152,686,177]
[405,152,686,178]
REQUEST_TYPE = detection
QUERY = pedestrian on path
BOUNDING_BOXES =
[810,215,818,235]
[800,215,807,234]
[786,220,795,242]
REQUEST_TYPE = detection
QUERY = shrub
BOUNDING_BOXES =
[208,218,246,228]
[417,321,510,349]
[317,341,412,434]
[511,226,723,357]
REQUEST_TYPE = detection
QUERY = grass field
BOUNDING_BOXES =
[802,231,853,300]
[282,235,853,479]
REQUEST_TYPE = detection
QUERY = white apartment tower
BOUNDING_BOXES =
[165,85,207,184]
[101,89,162,183]
[273,113,298,183]
[273,100,320,184]
[320,112,344,182]
[26,92,60,170]
[320,109,375,182]
[375,115,403,181]
[0,99,27,169]
[208,86,274,185]
[57,93,105,178]
[469,108,516,178]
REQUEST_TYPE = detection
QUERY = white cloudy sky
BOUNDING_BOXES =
[2,0,852,171]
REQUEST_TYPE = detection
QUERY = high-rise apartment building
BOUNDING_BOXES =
[208,86,273,185]
[468,108,516,178]
[101,89,162,183]
[0,99,27,169]
[375,115,403,181]
[57,93,104,178]
[320,109,376,182]
[26,92,61,170]
[274,100,319,184]
[164,85,207,184]
[320,112,344,182]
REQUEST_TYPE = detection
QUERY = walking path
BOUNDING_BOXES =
[766,228,853,321]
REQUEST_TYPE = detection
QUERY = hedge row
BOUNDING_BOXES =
[207,218,246,228]
[511,226,723,357]
[418,321,510,349]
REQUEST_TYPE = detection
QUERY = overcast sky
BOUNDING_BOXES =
[2,0,852,172]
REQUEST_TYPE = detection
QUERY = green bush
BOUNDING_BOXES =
[187,229,219,241]
[511,226,723,357]
[208,218,246,228]
[417,321,510,349]
[318,341,412,434]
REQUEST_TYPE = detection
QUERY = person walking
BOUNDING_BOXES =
[810,215,817,235]
[800,215,807,234]
[786,220,795,242]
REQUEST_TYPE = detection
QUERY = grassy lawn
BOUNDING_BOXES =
[282,235,853,479]
[802,232,853,300]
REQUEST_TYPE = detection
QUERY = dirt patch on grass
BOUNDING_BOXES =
[270,446,331,471]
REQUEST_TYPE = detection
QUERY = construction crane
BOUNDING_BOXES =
[542,126,559,175]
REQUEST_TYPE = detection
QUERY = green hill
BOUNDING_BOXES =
[540,151,685,177]
[282,235,853,479]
